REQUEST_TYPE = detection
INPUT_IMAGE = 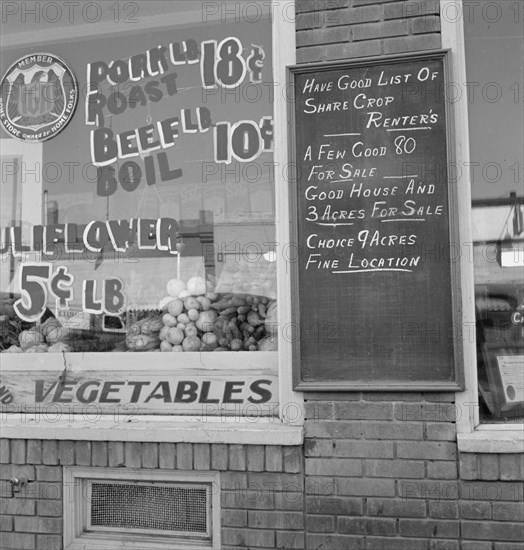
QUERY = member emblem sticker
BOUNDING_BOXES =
[0,53,78,142]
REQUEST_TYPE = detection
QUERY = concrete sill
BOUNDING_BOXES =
[0,414,303,445]
[458,428,524,453]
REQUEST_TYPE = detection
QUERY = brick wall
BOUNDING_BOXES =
[304,393,524,549]
[296,0,441,63]
[0,440,305,550]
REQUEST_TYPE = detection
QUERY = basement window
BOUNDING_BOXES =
[63,467,220,550]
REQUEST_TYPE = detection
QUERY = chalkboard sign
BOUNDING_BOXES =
[288,51,464,391]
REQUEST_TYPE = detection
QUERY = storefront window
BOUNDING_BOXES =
[464,0,524,422]
[1,2,277,356]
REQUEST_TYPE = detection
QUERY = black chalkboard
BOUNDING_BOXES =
[288,51,464,391]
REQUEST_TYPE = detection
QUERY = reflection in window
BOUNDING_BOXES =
[464,0,524,421]
[0,2,278,355]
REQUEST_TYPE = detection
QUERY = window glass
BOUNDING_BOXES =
[464,0,524,422]
[0,1,278,356]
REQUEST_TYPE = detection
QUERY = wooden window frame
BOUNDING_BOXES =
[440,0,524,452]
[0,1,303,445]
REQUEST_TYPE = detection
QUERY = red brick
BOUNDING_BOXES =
[0,439,9,463]
[365,392,422,401]
[307,534,361,549]
[265,446,283,472]
[399,519,460,538]
[36,466,61,482]
[194,444,210,470]
[158,442,175,469]
[334,441,394,458]
[398,480,459,500]
[92,442,108,467]
[297,39,382,63]
[426,423,456,441]
[429,501,459,519]
[41,441,58,465]
[297,26,350,47]
[361,421,423,440]
[412,14,440,33]
[276,531,305,549]
[0,533,35,549]
[353,19,408,41]
[462,543,492,550]
[222,509,247,527]
[500,454,524,481]
[0,464,35,481]
[306,458,361,476]
[494,544,524,550]
[275,491,304,511]
[249,472,302,490]
[327,5,381,26]
[429,541,459,550]
[363,538,428,550]
[0,498,35,516]
[283,447,302,474]
[307,496,363,516]
[383,33,441,54]
[35,534,62,550]
[14,516,62,534]
[305,401,337,421]
[220,471,247,491]
[460,501,491,520]
[367,459,425,479]
[26,441,42,465]
[222,527,275,547]
[57,441,74,466]
[74,441,91,466]
[222,489,275,510]
[397,441,456,460]
[367,498,426,518]
[306,514,334,532]
[459,454,478,480]
[306,476,336,498]
[0,514,13,531]
[492,502,524,522]
[108,442,125,468]
[229,445,246,471]
[336,402,393,420]
[297,0,350,14]
[304,438,334,457]
[305,421,361,439]
[141,443,158,469]
[423,393,455,403]
[462,521,524,541]
[459,481,523,501]
[36,500,62,517]
[10,440,26,464]
[124,442,140,468]
[395,402,456,422]
[249,510,304,530]
[338,517,396,536]
[479,454,499,480]
[212,444,228,470]
[428,460,457,480]
[246,445,265,472]
[354,0,399,4]
[384,0,440,20]
[336,478,396,497]
[176,443,193,470]
[296,11,324,31]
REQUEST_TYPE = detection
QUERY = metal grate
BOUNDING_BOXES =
[90,482,208,536]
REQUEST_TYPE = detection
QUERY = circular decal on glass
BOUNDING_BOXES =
[0,53,78,142]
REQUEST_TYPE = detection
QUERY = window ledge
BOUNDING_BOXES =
[458,427,524,453]
[0,414,303,445]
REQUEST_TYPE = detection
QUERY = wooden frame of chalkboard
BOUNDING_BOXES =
[288,50,465,392]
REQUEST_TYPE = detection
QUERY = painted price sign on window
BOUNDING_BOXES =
[13,263,124,322]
